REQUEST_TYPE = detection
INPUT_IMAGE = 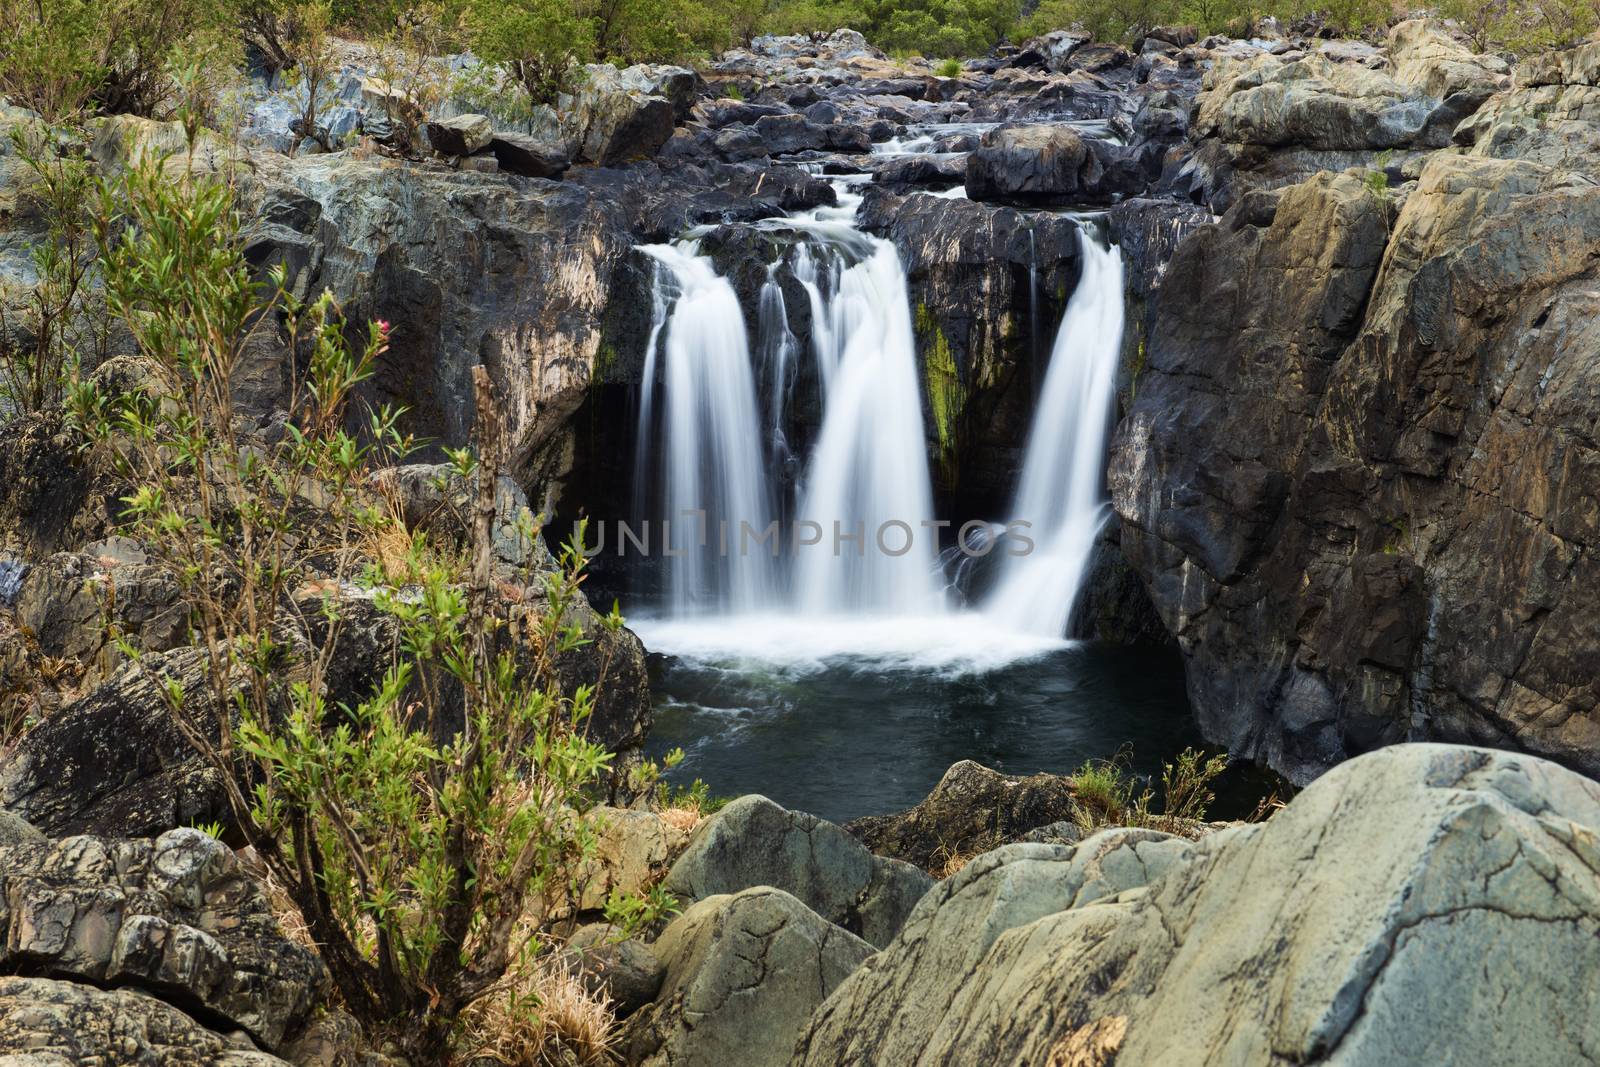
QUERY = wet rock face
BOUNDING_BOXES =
[797,744,1600,1067]
[1110,36,1600,783]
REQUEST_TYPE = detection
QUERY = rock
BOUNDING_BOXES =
[574,65,678,165]
[0,648,231,838]
[578,807,692,912]
[0,828,326,1049]
[1068,42,1132,74]
[965,124,1099,202]
[1386,19,1508,101]
[753,113,829,154]
[1110,140,1600,783]
[424,113,493,156]
[1455,44,1600,172]
[795,828,1191,1065]
[1195,52,1449,150]
[565,923,665,1017]
[808,745,1600,1065]
[488,131,572,178]
[662,795,932,948]
[369,462,545,574]
[14,551,186,690]
[623,887,872,1067]
[89,114,228,175]
[845,761,1080,872]
[614,64,698,120]
[0,976,291,1065]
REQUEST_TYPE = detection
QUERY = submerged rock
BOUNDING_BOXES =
[798,744,1600,1066]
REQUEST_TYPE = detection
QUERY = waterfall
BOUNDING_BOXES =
[775,190,944,615]
[756,261,798,466]
[636,241,776,615]
[986,228,1126,637]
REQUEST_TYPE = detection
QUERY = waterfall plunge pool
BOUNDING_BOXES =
[636,614,1204,824]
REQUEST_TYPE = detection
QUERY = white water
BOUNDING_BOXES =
[769,187,945,615]
[985,229,1126,636]
[633,191,1126,662]
[636,241,776,615]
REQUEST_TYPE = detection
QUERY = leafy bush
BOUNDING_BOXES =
[1019,0,1178,44]
[1069,746,1230,834]
[0,0,231,120]
[935,56,964,76]
[469,0,595,106]
[79,132,651,1059]
[762,0,870,40]
[1442,0,1600,52]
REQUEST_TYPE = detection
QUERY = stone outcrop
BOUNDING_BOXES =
[0,976,292,1065]
[0,827,326,1050]
[845,760,1080,871]
[1112,64,1600,782]
[623,887,872,1067]
[797,744,1600,1066]
[663,795,933,948]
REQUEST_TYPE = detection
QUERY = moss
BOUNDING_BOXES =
[915,303,965,470]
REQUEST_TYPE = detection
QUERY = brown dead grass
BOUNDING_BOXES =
[458,951,619,1066]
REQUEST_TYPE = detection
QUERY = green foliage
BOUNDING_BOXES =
[1440,0,1600,52]
[1315,0,1391,35]
[762,0,869,40]
[1363,147,1393,201]
[604,883,680,938]
[469,0,595,106]
[0,124,104,415]
[1020,0,1177,43]
[935,57,964,76]
[78,130,648,1059]
[1069,746,1230,833]
[0,0,232,120]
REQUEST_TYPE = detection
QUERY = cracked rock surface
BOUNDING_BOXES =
[623,886,871,1067]
[0,827,326,1052]
[663,795,933,948]
[794,744,1600,1066]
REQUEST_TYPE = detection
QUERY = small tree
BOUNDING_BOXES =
[1,124,103,415]
[84,131,654,1059]
[470,0,594,107]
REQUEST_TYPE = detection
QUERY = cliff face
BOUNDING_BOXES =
[1111,35,1600,783]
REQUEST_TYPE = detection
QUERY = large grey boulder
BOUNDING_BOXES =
[1456,41,1600,173]
[624,887,871,1067]
[663,795,933,948]
[0,976,290,1065]
[573,65,678,165]
[0,828,326,1050]
[796,744,1600,1066]
[965,124,1097,201]
[424,112,493,156]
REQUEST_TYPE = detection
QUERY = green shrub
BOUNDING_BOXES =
[936,56,964,76]
[1069,746,1230,834]
[1020,0,1179,44]
[469,0,595,106]
[81,131,650,1060]
[762,0,869,40]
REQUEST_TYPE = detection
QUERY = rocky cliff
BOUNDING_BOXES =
[1111,29,1600,783]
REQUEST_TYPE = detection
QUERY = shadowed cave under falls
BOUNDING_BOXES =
[560,182,1224,823]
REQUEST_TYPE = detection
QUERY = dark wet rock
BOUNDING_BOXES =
[754,113,829,154]
[965,124,1153,204]
[1069,42,1132,74]
[1110,140,1600,783]
[871,154,966,188]
[797,744,1600,1066]
[845,761,1080,872]
[662,795,933,949]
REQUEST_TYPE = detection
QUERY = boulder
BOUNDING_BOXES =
[0,976,291,1065]
[424,113,493,156]
[1455,44,1600,172]
[0,828,326,1049]
[1386,19,1508,101]
[662,795,932,948]
[845,761,1080,872]
[0,648,231,838]
[753,113,829,154]
[623,887,872,1067]
[488,131,572,178]
[797,744,1600,1066]
[574,65,678,165]
[565,922,665,1017]
[965,124,1099,202]
[578,807,692,912]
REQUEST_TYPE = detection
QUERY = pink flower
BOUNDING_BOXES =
[376,319,391,336]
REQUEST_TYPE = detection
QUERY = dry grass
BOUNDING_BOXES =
[658,805,702,834]
[237,845,319,956]
[458,950,619,1067]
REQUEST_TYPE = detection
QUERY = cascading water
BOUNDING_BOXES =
[769,188,944,615]
[756,260,798,465]
[985,226,1126,637]
[635,241,776,615]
